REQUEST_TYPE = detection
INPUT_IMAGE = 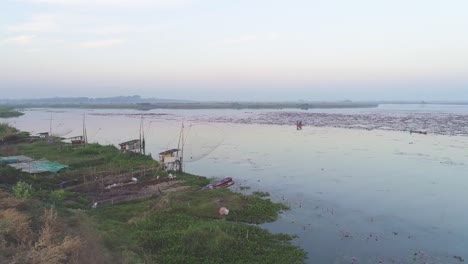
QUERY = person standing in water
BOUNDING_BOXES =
[296,121,303,130]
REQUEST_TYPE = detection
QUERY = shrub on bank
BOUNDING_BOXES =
[12,181,34,199]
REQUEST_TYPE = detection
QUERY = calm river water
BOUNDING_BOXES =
[3,105,468,263]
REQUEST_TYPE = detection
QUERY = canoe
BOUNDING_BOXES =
[217,181,235,188]
[203,177,233,190]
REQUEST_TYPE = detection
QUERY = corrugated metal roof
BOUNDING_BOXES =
[159,149,180,155]
[119,139,140,146]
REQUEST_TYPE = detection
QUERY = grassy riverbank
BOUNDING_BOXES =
[0,123,18,139]
[0,124,306,263]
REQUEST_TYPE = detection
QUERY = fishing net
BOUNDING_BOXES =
[182,123,226,163]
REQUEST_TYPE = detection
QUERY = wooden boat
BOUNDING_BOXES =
[216,181,235,188]
[203,177,233,190]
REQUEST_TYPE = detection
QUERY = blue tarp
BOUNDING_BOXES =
[0,156,33,164]
[0,157,18,164]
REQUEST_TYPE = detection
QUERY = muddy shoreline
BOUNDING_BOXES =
[86,108,468,136]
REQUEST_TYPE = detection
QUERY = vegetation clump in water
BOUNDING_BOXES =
[0,107,23,118]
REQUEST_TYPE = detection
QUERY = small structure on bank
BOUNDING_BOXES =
[69,135,87,145]
[70,113,88,145]
[159,123,186,172]
[38,132,49,139]
[119,117,146,154]
[158,149,182,171]
[119,139,143,154]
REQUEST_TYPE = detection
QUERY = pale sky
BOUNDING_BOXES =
[1,0,467,101]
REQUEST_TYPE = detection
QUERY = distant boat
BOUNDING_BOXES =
[410,130,428,135]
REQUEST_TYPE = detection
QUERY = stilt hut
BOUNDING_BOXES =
[119,139,142,154]
[159,149,182,171]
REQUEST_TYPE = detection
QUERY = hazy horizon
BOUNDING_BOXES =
[1,82,467,102]
[1,0,467,101]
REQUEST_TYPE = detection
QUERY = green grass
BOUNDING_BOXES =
[0,135,160,206]
[0,164,22,185]
[0,123,30,143]
[175,172,211,187]
[166,189,288,224]
[92,199,153,257]
[137,213,305,264]
[0,123,18,139]
[8,141,159,189]
[252,191,270,197]
[16,142,156,171]
[91,193,305,264]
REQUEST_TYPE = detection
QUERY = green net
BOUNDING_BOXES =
[32,160,68,173]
